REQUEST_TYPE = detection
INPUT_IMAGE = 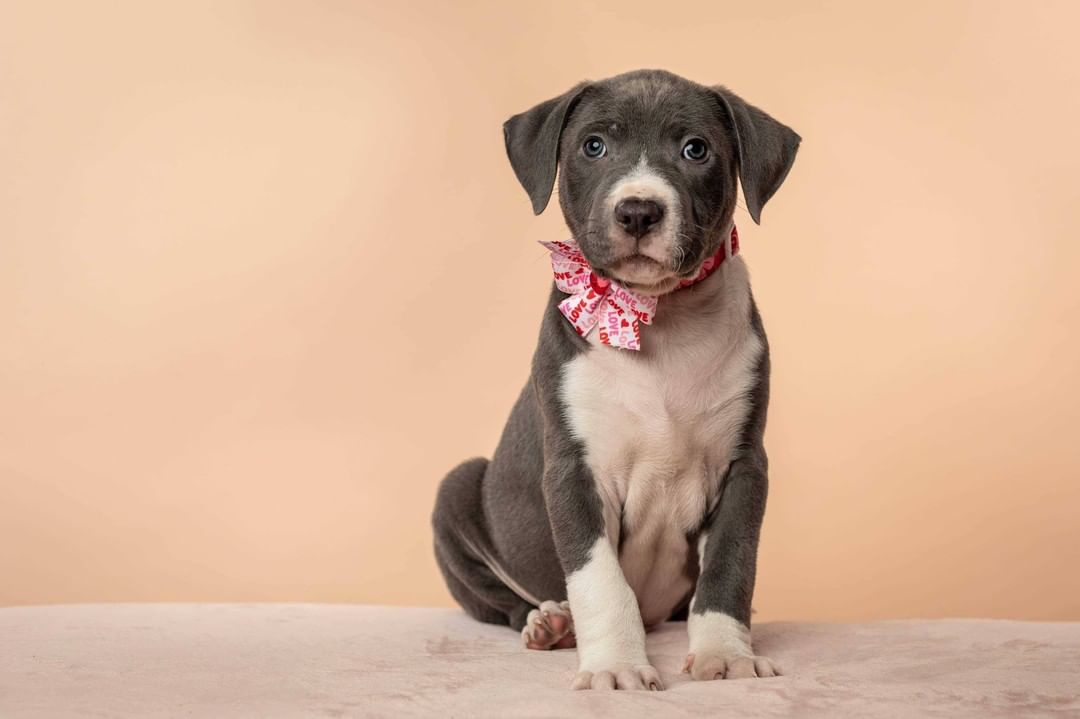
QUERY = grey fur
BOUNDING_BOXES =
[432,69,798,636]
[714,87,801,224]
[691,299,770,627]
[503,83,590,215]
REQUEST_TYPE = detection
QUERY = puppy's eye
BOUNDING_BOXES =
[582,136,607,159]
[681,138,709,162]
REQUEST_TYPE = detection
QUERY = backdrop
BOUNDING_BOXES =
[2,1,1078,621]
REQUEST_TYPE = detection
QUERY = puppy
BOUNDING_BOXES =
[433,69,799,690]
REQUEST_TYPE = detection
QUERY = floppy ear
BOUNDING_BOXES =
[503,83,590,215]
[713,87,801,224]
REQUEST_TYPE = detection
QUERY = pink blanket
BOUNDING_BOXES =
[2,604,1077,717]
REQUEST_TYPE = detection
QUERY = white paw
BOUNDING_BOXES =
[521,600,575,650]
[571,663,664,691]
[683,651,781,680]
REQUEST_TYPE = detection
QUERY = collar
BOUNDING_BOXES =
[540,225,739,350]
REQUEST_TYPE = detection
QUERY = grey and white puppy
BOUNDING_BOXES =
[433,69,799,691]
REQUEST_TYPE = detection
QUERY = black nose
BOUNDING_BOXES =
[614,198,664,239]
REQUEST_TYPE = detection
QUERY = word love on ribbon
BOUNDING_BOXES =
[540,227,738,351]
[540,239,657,351]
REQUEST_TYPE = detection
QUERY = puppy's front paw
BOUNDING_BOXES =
[571,663,664,691]
[682,651,780,680]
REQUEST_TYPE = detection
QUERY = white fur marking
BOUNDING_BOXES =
[561,258,763,626]
[565,536,649,670]
[687,611,753,659]
[604,157,682,274]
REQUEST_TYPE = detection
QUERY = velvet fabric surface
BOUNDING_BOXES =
[2,604,1078,717]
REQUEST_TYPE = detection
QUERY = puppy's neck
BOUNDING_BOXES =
[653,255,752,330]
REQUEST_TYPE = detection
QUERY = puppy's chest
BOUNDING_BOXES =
[559,266,762,622]
[562,324,760,534]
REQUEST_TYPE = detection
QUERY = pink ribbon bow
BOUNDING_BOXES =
[540,227,738,351]
[539,240,658,351]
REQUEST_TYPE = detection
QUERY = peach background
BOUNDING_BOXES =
[2,1,1078,621]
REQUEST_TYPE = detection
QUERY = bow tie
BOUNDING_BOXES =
[540,226,739,351]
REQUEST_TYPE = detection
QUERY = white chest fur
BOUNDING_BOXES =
[560,257,763,626]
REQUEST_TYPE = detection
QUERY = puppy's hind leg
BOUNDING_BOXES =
[432,457,535,629]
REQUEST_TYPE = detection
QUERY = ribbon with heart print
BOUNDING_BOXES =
[540,239,657,350]
[540,226,738,351]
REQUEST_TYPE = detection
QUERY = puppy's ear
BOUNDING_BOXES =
[503,83,590,215]
[713,87,801,224]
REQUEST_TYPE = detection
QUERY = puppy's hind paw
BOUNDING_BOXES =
[521,600,575,650]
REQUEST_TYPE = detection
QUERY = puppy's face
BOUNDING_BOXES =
[504,70,800,295]
[557,75,738,295]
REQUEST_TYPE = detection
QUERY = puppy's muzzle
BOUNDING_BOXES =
[614,197,664,240]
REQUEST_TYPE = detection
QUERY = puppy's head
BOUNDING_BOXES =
[504,70,800,295]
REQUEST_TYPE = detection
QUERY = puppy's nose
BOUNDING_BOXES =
[614,198,664,239]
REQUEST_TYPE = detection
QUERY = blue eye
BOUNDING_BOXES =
[682,138,708,162]
[583,136,607,158]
